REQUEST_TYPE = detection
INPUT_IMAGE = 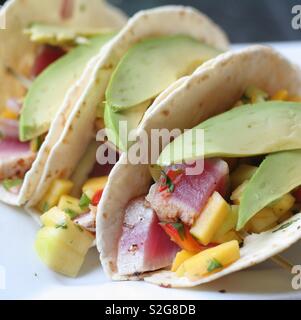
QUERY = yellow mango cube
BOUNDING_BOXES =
[230,181,249,205]
[1,108,18,120]
[278,211,294,224]
[171,250,195,272]
[37,179,74,213]
[190,192,230,246]
[248,208,278,234]
[176,241,240,279]
[271,90,289,101]
[212,205,239,240]
[36,228,84,277]
[213,230,243,245]
[268,194,295,218]
[82,176,108,198]
[230,165,257,189]
[36,208,94,277]
[58,195,83,219]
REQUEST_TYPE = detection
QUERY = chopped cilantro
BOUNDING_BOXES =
[2,179,23,191]
[207,258,223,273]
[55,221,68,229]
[79,193,91,210]
[42,202,50,213]
[160,171,175,193]
[64,209,79,219]
[172,223,185,240]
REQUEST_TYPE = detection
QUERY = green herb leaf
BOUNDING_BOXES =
[272,219,299,233]
[2,179,23,191]
[55,221,68,229]
[161,171,175,193]
[172,223,185,240]
[207,258,223,273]
[79,193,91,210]
[76,224,84,232]
[64,209,79,219]
[42,202,50,213]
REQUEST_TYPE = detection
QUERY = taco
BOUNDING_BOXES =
[97,45,301,287]
[0,0,126,205]
[30,6,229,277]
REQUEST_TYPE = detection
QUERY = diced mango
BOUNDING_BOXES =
[230,180,249,205]
[37,179,74,213]
[278,211,294,224]
[268,194,295,218]
[82,176,108,199]
[171,250,195,272]
[248,208,278,234]
[230,165,257,189]
[271,90,289,101]
[58,195,83,219]
[35,208,94,277]
[36,228,84,277]
[41,207,70,227]
[212,205,239,240]
[190,192,230,246]
[176,240,240,279]
[213,230,243,245]
[1,108,18,120]
[40,207,94,254]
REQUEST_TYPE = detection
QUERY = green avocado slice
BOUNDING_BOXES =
[158,102,301,166]
[20,33,114,142]
[104,100,151,151]
[237,150,301,230]
[106,35,222,112]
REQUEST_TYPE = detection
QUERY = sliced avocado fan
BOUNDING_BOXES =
[237,150,301,230]
[158,102,301,166]
[104,35,222,151]
[20,33,115,142]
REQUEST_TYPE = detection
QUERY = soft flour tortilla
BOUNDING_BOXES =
[97,45,301,286]
[26,5,229,210]
[0,0,127,205]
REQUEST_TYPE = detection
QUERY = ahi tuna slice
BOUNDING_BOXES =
[0,138,36,180]
[117,197,179,276]
[146,159,229,226]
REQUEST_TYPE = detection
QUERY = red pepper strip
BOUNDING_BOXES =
[160,223,215,253]
[91,189,104,206]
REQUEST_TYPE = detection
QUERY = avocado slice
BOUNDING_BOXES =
[20,33,114,141]
[237,150,301,230]
[106,35,222,112]
[158,102,301,166]
[104,100,151,151]
[25,23,112,46]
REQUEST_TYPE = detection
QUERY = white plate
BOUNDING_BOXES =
[1,42,301,300]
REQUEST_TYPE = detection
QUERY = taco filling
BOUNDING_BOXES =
[116,87,301,280]
[1,23,115,197]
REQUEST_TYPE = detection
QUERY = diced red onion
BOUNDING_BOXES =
[60,0,74,20]
[0,119,19,139]
[6,98,22,114]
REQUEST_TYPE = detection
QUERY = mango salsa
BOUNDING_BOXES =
[190,192,229,246]
[268,193,295,218]
[213,230,243,245]
[82,176,108,199]
[212,205,239,241]
[58,195,83,219]
[36,207,94,277]
[230,180,249,205]
[171,250,195,272]
[247,207,278,233]
[230,165,257,189]
[176,240,240,279]
[37,179,74,212]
